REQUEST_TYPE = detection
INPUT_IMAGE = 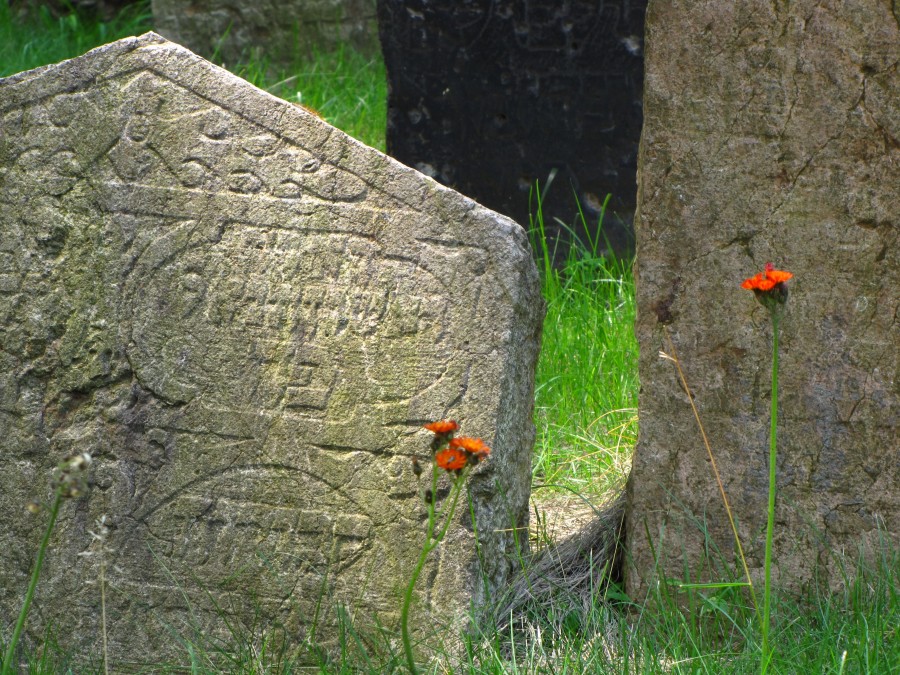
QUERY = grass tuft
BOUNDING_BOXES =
[529,186,638,499]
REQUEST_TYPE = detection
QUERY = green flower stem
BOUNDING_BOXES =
[2,487,63,675]
[401,464,468,675]
[761,311,780,675]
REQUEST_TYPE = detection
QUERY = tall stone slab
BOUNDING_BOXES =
[152,0,380,65]
[628,1,899,600]
[0,33,541,665]
[376,0,646,257]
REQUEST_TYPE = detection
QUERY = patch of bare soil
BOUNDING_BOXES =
[529,491,604,550]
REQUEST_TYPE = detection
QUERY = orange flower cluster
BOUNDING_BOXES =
[436,436,490,470]
[423,419,459,453]
[450,436,490,462]
[420,420,491,473]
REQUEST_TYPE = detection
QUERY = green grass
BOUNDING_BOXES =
[529,188,638,499]
[2,4,898,674]
[13,536,895,673]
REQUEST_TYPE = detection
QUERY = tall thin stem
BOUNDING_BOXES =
[100,541,109,675]
[401,524,433,675]
[400,465,468,674]
[663,327,760,622]
[401,465,437,675]
[761,312,780,674]
[2,488,63,675]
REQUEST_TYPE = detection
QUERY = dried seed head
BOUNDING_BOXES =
[54,452,92,499]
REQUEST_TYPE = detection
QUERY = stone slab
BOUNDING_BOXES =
[376,0,646,257]
[0,33,542,665]
[627,1,899,600]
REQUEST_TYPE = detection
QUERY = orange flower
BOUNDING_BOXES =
[435,447,468,471]
[742,263,793,311]
[449,437,491,465]
[449,437,490,456]
[424,420,460,435]
[741,263,793,292]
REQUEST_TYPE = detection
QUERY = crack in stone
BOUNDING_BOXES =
[768,122,847,220]
[857,67,900,150]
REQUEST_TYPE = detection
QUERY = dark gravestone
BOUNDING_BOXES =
[376,0,646,257]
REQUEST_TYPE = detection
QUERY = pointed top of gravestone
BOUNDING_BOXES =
[0,33,542,665]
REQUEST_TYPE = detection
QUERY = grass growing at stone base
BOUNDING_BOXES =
[10,533,896,673]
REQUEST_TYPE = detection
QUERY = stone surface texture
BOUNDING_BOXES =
[376,0,646,257]
[152,0,379,64]
[0,33,542,664]
[627,0,899,601]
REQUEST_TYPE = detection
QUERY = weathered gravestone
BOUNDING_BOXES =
[152,0,380,65]
[628,1,899,600]
[0,33,542,664]
[376,0,646,257]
